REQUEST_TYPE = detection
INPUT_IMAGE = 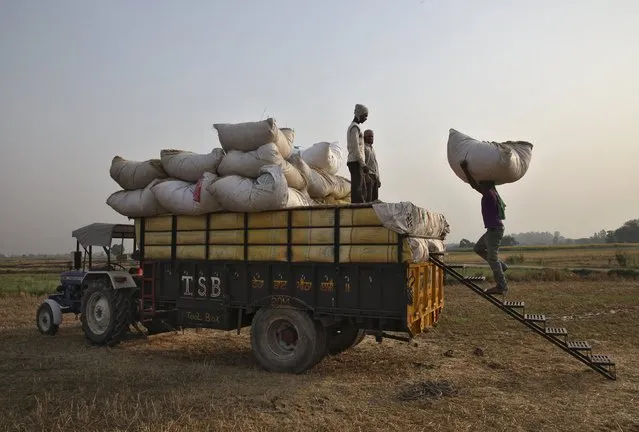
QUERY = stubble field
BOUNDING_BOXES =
[0,249,637,432]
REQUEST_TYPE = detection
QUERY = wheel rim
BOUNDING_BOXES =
[266,319,299,358]
[86,292,111,336]
[38,307,51,332]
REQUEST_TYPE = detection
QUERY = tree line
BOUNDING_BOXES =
[457,219,639,248]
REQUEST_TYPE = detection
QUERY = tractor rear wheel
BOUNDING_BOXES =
[36,302,59,336]
[80,279,132,346]
[250,307,321,374]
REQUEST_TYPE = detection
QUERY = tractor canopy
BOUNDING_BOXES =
[72,223,135,249]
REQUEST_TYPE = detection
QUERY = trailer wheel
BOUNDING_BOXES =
[36,303,59,336]
[307,320,328,369]
[251,307,320,374]
[327,323,365,355]
[80,279,132,346]
[352,330,366,347]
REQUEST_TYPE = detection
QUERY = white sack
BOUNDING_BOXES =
[207,165,288,212]
[427,239,446,254]
[109,156,168,191]
[194,172,224,213]
[218,144,283,178]
[405,238,430,263]
[301,141,344,175]
[286,188,317,208]
[282,160,306,191]
[213,118,292,159]
[160,148,224,182]
[218,143,306,190]
[289,154,349,199]
[106,180,165,217]
[289,154,330,198]
[372,201,450,239]
[151,173,222,216]
[447,128,533,185]
[151,180,199,215]
[331,175,351,200]
[280,128,295,145]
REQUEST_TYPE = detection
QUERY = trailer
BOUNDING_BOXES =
[79,203,447,373]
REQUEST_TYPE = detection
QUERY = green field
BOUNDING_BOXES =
[0,274,59,297]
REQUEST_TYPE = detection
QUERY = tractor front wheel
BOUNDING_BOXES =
[36,302,59,336]
[80,279,132,346]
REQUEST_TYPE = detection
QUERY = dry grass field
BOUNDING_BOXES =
[446,243,639,269]
[0,251,638,432]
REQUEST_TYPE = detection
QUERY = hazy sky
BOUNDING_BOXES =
[1,0,638,255]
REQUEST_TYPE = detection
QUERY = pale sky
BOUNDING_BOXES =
[1,0,638,255]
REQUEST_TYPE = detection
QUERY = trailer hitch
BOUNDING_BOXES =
[373,331,411,343]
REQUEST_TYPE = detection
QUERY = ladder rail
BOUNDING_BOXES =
[430,255,616,380]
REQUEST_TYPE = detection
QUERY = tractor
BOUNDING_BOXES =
[35,223,140,336]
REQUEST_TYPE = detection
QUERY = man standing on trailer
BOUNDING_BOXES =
[363,129,380,202]
[347,104,369,203]
[460,159,509,295]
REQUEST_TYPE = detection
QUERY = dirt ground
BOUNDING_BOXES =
[1,280,638,432]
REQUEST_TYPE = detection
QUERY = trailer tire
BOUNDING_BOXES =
[327,323,365,355]
[80,279,132,346]
[307,320,328,369]
[251,307,319,374]
[352,330,366,347]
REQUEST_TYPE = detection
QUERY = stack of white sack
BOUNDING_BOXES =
[107,149,226,217]
[107,156,168,217]
[214,118,311,195]
[213,118,351,208]
[447,128,534,185]
[106,117,353,217]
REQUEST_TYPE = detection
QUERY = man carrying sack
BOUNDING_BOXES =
[460,159,509,295]
[347,104,369,203]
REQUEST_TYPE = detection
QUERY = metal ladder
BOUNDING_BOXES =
[429,255,616,380]
[140,263,156,321]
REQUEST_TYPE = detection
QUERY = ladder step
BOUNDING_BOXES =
[503,301,524,308]
[590,354,615,366]
[524,314,546,323]
[463,276,486,282]
[567,341,592,351]
[545,327,568,336]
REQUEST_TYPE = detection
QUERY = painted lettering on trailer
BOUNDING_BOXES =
[344,275,352,293]
[184,311,221,323]
[273,273,287,290]
[273,280,288,290]
[181,274,221,298]
[251,272,265,290]
[296,274,312,292]
[270,295,292,307]
[320,275,335,293]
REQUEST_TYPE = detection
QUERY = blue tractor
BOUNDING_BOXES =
[35,223,140,336]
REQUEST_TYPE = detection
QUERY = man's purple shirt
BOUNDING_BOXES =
[481,188,503,229]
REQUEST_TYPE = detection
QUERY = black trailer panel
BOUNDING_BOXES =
[146,260,406,315]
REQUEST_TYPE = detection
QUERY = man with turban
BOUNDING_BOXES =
[347,104,369,203]
[363,129,380,202]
